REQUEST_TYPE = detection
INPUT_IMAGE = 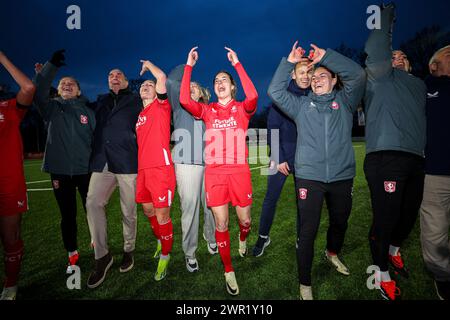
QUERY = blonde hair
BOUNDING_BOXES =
[429,45,450,65]
[192,81,211,104]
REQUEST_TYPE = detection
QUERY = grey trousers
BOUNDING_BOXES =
[86,165,137,259]
[420,174,450,281]
[175,163,216,259]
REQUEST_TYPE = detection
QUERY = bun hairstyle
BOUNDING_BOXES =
[213,70,237,99]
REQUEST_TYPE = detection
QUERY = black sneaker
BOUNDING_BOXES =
[434,280,450,300]
[119,251,134,273]
[87,252,113,289]
[252,236,271,257]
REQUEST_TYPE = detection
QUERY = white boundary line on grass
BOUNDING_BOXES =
[27,188,53,191]
[26,180,51,184]
[250,165,268,171]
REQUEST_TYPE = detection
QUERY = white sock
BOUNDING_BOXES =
[375,270,391,283]
[389,245,400,256]
[259,235,268,239]
[157,239,161,245]
[160,254,169,260]
[68,250,78,257]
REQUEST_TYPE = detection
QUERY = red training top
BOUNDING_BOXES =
[136,98,173,170]
[0,98,27,187]
[180,62,258,174]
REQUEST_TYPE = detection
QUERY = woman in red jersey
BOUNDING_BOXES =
[180,46,258,295]
[136,60,175,281]
[0,51,35,300]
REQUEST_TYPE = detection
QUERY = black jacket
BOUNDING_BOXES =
[90,88,142,174]
[425,75,450,175]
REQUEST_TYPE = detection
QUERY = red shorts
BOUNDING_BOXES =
[136,166,176,208]
[0,175,28,216]
[205,171,253,207]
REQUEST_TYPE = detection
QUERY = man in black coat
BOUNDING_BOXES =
[86,68,142,289]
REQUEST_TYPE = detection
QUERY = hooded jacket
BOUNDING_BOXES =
[33,62,96,175]
[268,49,366,183]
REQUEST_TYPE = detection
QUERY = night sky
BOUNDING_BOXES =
[1,0,449,108]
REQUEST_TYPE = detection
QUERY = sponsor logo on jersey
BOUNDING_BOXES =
[52,180,60,189]
[331,101,340,110]
[247,193,252,199]
[299,188,308,200]
[135,115,147,128]
[212,116,237,129]
[0,112,4,122]
[158,196,166,202]
[384,181,396,193]
[80,114,88,124]
[427,91,439,99]
[211,108,217,113]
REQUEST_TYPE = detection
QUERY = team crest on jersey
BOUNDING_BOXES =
[299,188,308,200]
[0,112,4,122]
[231,106,237,113]
[136,115,147,128]
[247,193,252,199]
[384,181,396,193]
[17,200,25,208]
[211,108,217,113]
[80,114,88,124]
[52,180,60,189]
[331,101,340,110]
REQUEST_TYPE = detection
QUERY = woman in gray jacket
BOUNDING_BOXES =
[33,50,96,272]
[268,42,366,300]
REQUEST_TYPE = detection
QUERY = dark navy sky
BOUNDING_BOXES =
[1,0,449,108]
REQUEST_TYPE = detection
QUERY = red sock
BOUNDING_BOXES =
[148,215,160,240]
[4,239,24,288]
[215,229,234,273]
[327,250,337,256]
[239,221,251,241]
[159,219,173,256]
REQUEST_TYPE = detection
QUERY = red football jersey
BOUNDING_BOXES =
[0,99,27,185]
[180,63,258,174]
[136,98,173,170]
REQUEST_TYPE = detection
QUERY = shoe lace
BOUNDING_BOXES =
[381,281,401,300]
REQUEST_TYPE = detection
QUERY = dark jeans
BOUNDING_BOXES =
[295,178,353,286]
[258,165,296,237]
[364,151,425,271]
[51,173,91,252]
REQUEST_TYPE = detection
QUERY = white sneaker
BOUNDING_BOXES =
[224,271,239,296]
[203,233,218,255]
[238,239,248,257]
[325,250,350,275]
[299,284,313,300]
[0,286,18,300]
[186,258,199,272]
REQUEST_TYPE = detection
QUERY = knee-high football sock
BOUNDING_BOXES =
[4,239,24,288]
[216,229,234,273]
[159,219,173,256]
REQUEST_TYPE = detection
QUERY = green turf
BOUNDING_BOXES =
[0,143,439,300]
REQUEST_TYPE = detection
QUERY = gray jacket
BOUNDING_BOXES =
[364,5,426,156]
[268,49,366,183]
[33,62,96,175]
[166,64,205,165]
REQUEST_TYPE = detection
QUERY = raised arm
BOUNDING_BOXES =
[179,47,205,119]
[365,3,395,80]
[316,47,366,112]
[140,60,167,100]
[0,51,35,106]
[267,41,305,120]
[225,47,258,113]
